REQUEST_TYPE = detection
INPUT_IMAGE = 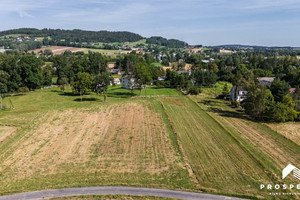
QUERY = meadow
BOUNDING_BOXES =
[0,83,299,199]
[30,46,131,56]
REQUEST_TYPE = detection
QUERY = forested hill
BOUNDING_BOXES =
[0,28,144,43]
[0,28,188,48]
[146,36,187,48]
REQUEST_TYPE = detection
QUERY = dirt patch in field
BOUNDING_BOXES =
[0,102,181,180]
[264,122,300,146]
[0,126,17,142]
[31,46,85,55]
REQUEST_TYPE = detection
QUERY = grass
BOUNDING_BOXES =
[107,85,179,98]
[127,39,147,48]
[201,81,232,96]
[45,62,53,65]
[159,96,274,198]
[151,63,163,67]
[52,77,58,85]
[81,49,130,56]
[188,94,300,199]
[0,86,193,196]
[51,195,179,200]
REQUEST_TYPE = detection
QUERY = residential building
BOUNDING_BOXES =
[121,76,136,89]
[111,78,120,85]
[158,76,167,81]
[230,86,247,102]
[110,69,121,75]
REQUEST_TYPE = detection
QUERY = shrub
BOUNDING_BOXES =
[19,87,29,93]
[188,87,201,95]
[231,100,240,108]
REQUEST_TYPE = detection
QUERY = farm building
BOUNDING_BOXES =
[230,86,247,102]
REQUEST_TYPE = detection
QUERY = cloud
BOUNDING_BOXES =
[19,10,33,18]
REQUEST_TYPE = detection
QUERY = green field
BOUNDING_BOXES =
[202,81,232,96]
[127,39,147,48]
[0,83,299,199]
[81,49,129,56]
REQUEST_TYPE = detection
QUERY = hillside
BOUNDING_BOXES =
[0,28,144,43]
[0,28,188,49]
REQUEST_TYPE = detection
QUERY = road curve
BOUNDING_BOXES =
[0,186,245,200]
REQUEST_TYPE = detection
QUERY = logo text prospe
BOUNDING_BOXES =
[260,164,300,191]
[260,184,300,190]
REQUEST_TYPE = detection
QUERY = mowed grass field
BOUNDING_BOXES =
[188,93,300,198]
[160,96,273,198]
[0,87,192,195]
[0,83,300,199]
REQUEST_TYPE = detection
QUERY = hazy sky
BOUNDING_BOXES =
[0,0,300,46]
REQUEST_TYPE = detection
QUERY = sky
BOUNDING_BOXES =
[0,0,300,46]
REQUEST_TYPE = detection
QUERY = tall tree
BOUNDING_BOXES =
[93,71,113,102]
[134,63,152,95]
[270,79,290,102]
[19,54,43,90]
[71,72,93,101]
[0,70,9,109]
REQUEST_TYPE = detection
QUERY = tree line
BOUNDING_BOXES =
[146,36,187,48]
[0,28,144,43]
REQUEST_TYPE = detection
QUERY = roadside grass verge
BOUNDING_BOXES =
[50,194,178,200]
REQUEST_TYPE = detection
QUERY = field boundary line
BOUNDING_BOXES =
[159,99,201,189]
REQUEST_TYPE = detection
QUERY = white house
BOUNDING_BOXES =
[111,78,121,85]
[230,86,247,102]
[121,76,136,89]
[114,78,121,85]
[158,76,167,81]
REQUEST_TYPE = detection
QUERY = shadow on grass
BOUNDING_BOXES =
[58,92,96,97]
[147,87,165,90]
[73,97,98,102]
[107,91,136,98]
[199,99,250,121]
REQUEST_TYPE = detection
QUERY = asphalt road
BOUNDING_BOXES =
[0,186,245,200]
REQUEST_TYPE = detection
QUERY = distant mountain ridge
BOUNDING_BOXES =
[215,44,297,49]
